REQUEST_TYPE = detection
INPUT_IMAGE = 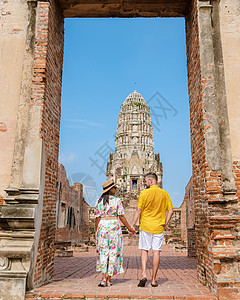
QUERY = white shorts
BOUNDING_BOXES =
[139,230,164,251]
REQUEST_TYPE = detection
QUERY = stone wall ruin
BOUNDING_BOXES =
[0,0,240,299]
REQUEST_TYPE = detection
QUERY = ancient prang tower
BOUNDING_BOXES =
[106,91,162,221]
[1,1,240,299]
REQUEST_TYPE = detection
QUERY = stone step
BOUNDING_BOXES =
[25,293,218,300]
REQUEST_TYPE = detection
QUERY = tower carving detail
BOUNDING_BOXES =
[106,91,163,221]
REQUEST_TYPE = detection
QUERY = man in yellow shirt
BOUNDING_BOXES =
[131,172,173,287]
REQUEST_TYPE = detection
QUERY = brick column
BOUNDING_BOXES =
[0,1,40,299]
[186,0,240,298]
[29,0,64,288]
[0,0,64,299]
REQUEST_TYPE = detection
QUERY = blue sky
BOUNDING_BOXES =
[59,18,192,207]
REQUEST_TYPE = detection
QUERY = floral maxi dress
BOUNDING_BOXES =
[95,196,125,276]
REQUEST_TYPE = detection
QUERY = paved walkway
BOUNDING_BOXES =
[26,245,217,300]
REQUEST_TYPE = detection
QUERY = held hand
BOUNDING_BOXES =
[129,225,136,234]
[132,226,136,234]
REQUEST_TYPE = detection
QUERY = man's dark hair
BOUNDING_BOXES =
[144,172,158,182]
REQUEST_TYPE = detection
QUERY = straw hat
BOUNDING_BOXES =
[101,179,116,194]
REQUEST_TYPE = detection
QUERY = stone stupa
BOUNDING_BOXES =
[106,91,163,225]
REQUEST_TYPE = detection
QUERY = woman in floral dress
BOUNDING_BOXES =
[95,179,135,287]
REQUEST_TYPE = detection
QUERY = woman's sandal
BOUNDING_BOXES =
[137,278,147,287]
[98,281,106,287]
[106,282,112,287]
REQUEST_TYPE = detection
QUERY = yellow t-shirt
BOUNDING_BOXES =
[137,185,173,234]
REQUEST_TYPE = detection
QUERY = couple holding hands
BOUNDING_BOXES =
[94,172,173,288]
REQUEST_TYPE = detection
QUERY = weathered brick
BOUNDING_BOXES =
[30,0,64,286]
[55,164,90,243]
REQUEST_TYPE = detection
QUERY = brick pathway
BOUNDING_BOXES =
[26,245,217,300]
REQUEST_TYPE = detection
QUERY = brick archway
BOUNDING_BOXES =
[0,1,240,299]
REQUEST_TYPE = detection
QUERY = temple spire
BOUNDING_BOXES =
[106,91,163,222]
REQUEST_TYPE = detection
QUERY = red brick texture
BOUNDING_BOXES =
[0,196,4,205]
[187,227,196,258]
[28,0,240,298]
[184,177,196,257]
[185,177,194,229]
[186,0,211,286]
[186,0,240,298]
[233,161,240,202]
[180,197,187,244]
[31,0,64,287]
[164,209,182,245]
[56,164,90,243]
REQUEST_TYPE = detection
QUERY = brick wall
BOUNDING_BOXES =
[89,207,95,234]
[186,0,210,287]
[165,209,182,244]
[233,161,240,201]
[187,227,196,257]
[164,203,188,249]
[81,197,90,241]
[73,181,90,241]
[56,164,90,243]
[180,198,187,244]
[25,0,240,296]
[184,177,196,256]
[186,1,240,297]
[185,177,194,228]
[166,177,194,253]
[31,0,64,287]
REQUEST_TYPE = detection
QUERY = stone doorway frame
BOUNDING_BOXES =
[0,0,239,299]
